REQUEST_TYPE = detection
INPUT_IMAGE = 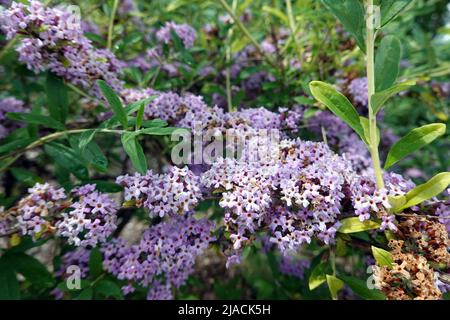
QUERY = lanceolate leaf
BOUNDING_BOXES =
[0,263,20,300]
[44,143,89,180]
[326,275,344,300]
[121,132,148,174]
[321,0,366,51]
[384,123,446,169]
[338,275,385,300]
[338,217,381,234]
[380,0,411,27]
[46,72,68,123]
[309,81,365,142]
[371,246,393,269]
[97,80,128,129]
[309,262,329,290]
[398,172,450,211]
[6,112,65,131]
[375,35,402,92]
[371,80,416,114]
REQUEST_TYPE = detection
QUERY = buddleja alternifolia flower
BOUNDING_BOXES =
[0,1,124,97]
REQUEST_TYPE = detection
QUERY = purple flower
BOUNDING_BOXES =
[156,21,196,49]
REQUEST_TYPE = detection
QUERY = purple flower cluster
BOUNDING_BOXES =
[102,215,215,299]
[56,184,118,247]
[0,97,26,138]
[16,183,66,238]
[0,1,124,96]
[279,255,310,280]
[156,21,197,49]
[347,77,368,106]
[116,167,202,218]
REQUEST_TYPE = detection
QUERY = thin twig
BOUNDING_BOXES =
[107,0,120,50]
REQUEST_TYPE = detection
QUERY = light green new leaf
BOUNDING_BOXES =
[375,35,402,92]
[398,172,450,211]
[97,80,128,129]
[121,132,148,174]
[326,275,344,300]
[309,262,329,291]
[359,117,380,146]
[384,123,446,169]
[309,81,365,142]
[388,195,406,213]
[371,80,416,114]
[372,246,393,269]
[321,0,366,51]
[338,217,380,234]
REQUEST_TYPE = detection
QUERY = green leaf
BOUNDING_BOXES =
[321,0,366,51]
[97,80,128,129]
[121,132,148,174]
[10,168,43,186]
[44,143,89,180]
[388,195,406,213]
[261,5,288,23]
[339,275,386,300]
[94,279,123,300]
[398,172,450,211]
[0,138,35,155]
[338,217,380,234]
[371,246,393,269]
[75,287,93,300]
[0,262,20,300]
[6,253,54,288]
[78,129,98,152]
[359,116,380,146]
[309,262,329,290]
[6,112,65,131]
[82,141,108,172]
[309,81,365,141]
[80,181,122,193]
[139,127,182,136]
[371,80,416,114]
[89,248,103,279]
[46,72,68,123]
[384,123,446,169]
[380,0,410,27]
[326,274,344,300]
[375,35,402,92]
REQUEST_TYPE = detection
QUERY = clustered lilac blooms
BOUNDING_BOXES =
[16,183,67,238]
[0,1,124,97]
[0,97,26,138]
[116,166,202,218]
[56,184,118,247]
[279,255,310,280]
[156,21,197,49]
[201,138,357,262]
[103,215,215,300]
[347,77,368,106]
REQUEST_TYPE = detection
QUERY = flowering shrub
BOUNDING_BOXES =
[0,0,448,301]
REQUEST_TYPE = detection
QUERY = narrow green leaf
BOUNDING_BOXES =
[384,123,446,169]
[359,116,380,146]
[46,72,68,123]
[371,80,416,114]
[0,263,20,300]
[309,262,329,290]
[89,248,103,279]
[75,287,93,300]
[121,132,148,174]
[78,129,98,152]
[139,127,182,136]
[338,275,386,300]
[44,143,89,180]
[322,0,366,51]
[95,279,123,300]
[380,0,410,27]
[371,246,393,269]
[6,112,65,131]
[398,172,450,211]
[326,274,344,300]
[10,168,43,186]
[0,138,35,155]
[309,81,365,141]
[375,35,402,92]
[82,141,108,172]
[6,253,54,288]
[135,100,146,130]
[338,217,380,234]
[97,80,128,129]
[388,195,406,213]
